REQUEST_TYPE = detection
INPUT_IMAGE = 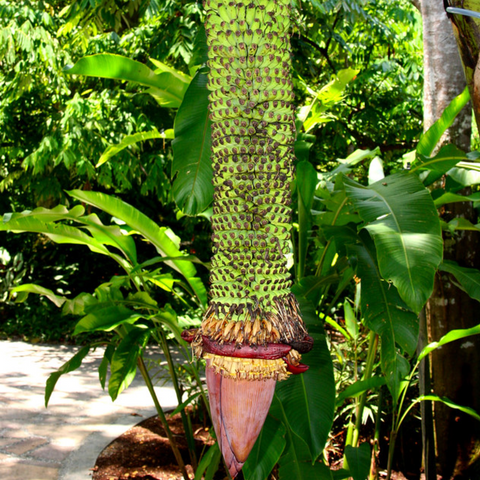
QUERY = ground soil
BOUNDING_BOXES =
[91,411,228,480]
[91,411,416,480]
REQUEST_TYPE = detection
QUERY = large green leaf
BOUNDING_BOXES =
[418,323,480,362]
[98,344,116,390]
[299,68,358,133]
[279,449,333,480]
[2,204,84,222]
[152,305,188,346]
[272,403,333,480]
[410,144,467,186]
[344,444,371,480]
[171,69,213,215]
[291,274,340,306]
[79,213,138,265]
[415,395,480,422]
[1,206,136,265]
[243,415,286,480]
[296,160,318,280]
[433,191,480,208]
[416,86,470,157]
[344,172,443,313]
[62,292,97,316]
[0,214,128,266]
[108,326,150,401]
[65,54,187,108]
[73,304,142,335]
[189,25,208,71]
[343,300,358,339]
[348,235,416,403]
[274,299,335,460]
[136,254,210,271]
[45,345,91,407]
[336,376,386,407]
[11,283,67,308]
[294,132,316,162]
[443,217,480,233]
[67,190,207,306]
[270,395,332,480]
[194,443,221,480]
[332,470,351,480]
[448,163,480,187]
[439,260,480,301]
[149,58,192,84]
[97,128,174,167]
[314,187,361,230]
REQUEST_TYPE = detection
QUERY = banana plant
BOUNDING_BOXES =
[176,0,315,477]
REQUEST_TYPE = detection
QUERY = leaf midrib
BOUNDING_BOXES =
[360,241,399,396]
[368,186,415,301]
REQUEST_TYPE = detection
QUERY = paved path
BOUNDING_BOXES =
[0,340,180,480]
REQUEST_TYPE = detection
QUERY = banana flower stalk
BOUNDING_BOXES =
[183,0,313,476]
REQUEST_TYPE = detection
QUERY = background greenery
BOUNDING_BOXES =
[0,0,422,341]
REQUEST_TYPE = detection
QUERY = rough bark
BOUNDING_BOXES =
[421,0,471,143]
[421,1,480,478]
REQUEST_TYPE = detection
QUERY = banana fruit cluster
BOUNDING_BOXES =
[200,0,308,356]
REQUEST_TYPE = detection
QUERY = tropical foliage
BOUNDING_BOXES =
[2,1,480,480]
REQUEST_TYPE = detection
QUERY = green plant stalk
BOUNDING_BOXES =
[385,359,422,480]
[322,271,355,316]
[316,284,332,315]
[315,197,348,277]
[343,420,355,471]
[344,332,378,471]
[386,427,397,480]
[352,332,378,448]
[369,386,383,480]
[131,274,198,470]
[136,356,190,480]
[156,329,198,470]
[180,344,211,420]
[113,324,188,475]
[137,271,205,470]
[395,360,420,426]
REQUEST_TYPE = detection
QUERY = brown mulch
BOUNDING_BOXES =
[91,411,227,480]
[91,410,418,480]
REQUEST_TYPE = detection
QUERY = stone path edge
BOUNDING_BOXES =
[0,340,180,480]
[59,409,157,480]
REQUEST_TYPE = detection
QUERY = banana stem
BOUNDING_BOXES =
[369,387,383,480]
[352,332,378,447]
[386,426,397,480]
[136,356,190,480]
[157,330,198,470]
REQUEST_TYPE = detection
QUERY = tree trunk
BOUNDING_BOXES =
[421,0,471,144]
[421,1,480,478]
